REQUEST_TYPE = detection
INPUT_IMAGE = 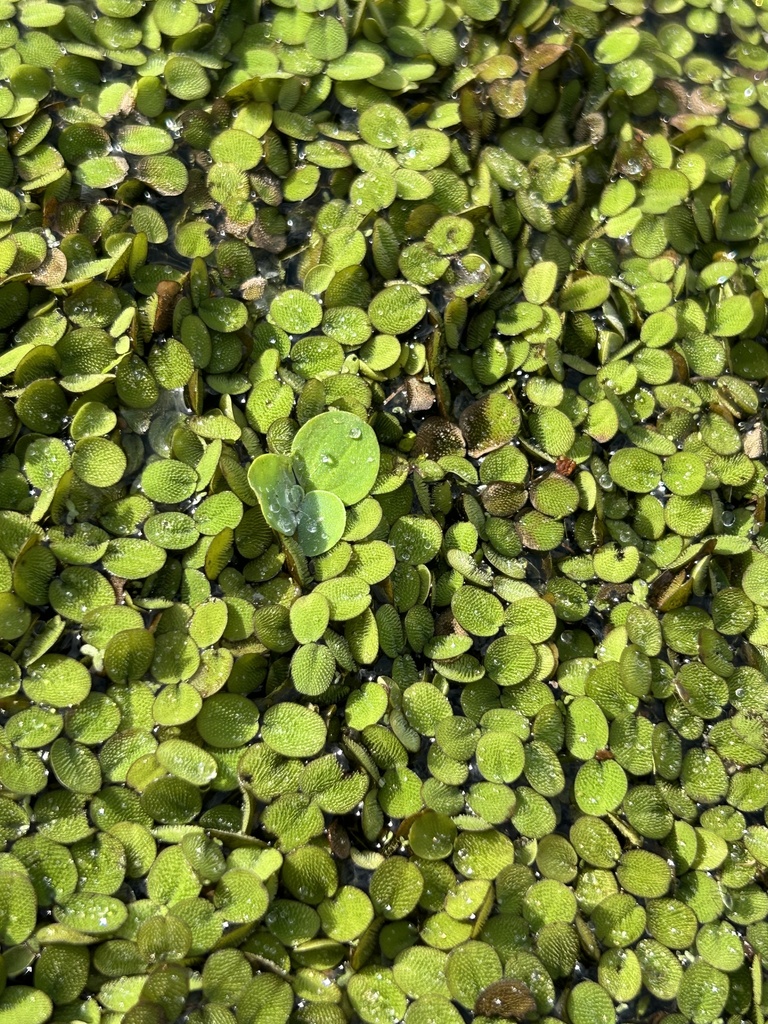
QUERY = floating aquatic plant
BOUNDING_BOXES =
[0,0,767,1022]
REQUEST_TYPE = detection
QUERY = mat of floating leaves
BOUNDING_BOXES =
[0,0,767,1022]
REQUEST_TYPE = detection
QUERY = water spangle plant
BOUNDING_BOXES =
[0,0,767,1022]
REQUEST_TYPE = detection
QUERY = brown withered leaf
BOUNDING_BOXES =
[433,610,468,637]
[474,978,537,1019]
[411,417,466,459]
[657,79,688,113]
[404,378,436,413]
[689,86,726,115]
[743,422,766,459]
[223,215,251,241]
[250,168,283,207]
[249,218,287,253]
[42,194,59,230]
[555,456,577,477]
[520,44,568,74]
[30,249,67,288]
[574,112,606,146]
[594,582,633,607]
[327,820,350,860]
[240,276,267,302]
[154,280,181,334]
